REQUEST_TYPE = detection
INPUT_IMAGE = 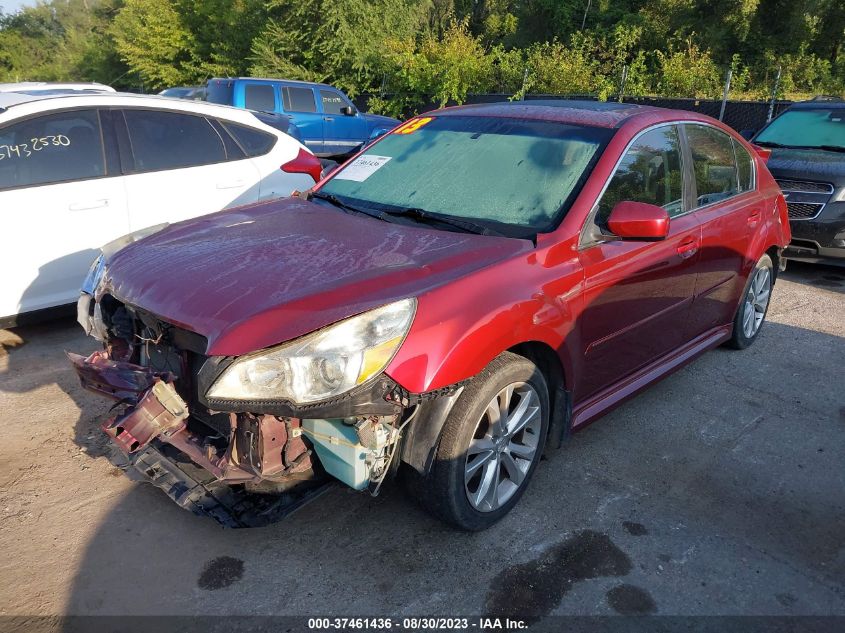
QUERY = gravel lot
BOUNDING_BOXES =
[0,261,843,621]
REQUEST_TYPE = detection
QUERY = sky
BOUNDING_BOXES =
[1,0,34,13]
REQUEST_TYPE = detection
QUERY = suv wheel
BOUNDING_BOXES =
[417,352,549,531]
[728,253,773,349]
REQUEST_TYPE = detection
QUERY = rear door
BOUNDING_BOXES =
[279,84,324,153]
[576,124,701,400]
[0,108,128,317]
[318,88,366,155]
[117,108,261,231]
[682,124,762,335]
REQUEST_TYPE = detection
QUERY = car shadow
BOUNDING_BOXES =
[781,260,845,295]
[0,317,111,459]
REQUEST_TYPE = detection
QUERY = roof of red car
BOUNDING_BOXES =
[431,100,669,128]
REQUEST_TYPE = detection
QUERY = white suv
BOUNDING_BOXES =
[0,92,322,326]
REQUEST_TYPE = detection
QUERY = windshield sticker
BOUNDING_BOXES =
[394,117,433,135]
[0,135,71,161]
[333,154,392,182]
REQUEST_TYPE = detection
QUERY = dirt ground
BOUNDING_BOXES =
[0,261,843,620]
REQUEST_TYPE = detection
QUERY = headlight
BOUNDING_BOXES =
[81,254,106,295]
[834,188,845,203]
[207,298,416,405]
[101,222,169,259]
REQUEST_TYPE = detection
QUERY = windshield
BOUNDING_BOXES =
[319,115,613,236]
[755,108,845,150]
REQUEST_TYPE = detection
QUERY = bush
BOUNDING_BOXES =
[654,39,722,98]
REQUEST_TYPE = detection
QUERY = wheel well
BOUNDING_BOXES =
[508,341,571,450]
[508,341,566,390]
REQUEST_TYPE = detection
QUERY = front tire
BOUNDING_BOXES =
[728,254,773,349]
[417,352,549,531]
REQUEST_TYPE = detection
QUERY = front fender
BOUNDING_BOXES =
[385,255,582,395]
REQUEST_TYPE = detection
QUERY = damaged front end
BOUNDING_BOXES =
[71,293,424,528]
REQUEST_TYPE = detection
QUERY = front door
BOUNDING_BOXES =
[576,124,701,401]
[318,88,367,156]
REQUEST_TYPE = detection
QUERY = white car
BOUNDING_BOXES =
[0,91,322,326]
[0,82,116,94]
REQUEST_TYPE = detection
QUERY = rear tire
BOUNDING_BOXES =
[727,254,773,350]
[414,352,549,531]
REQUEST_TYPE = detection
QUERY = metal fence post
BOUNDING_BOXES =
[618,65,629,103]
[521,66,528,101]
[768,66,782,122]
[718,68,733,121]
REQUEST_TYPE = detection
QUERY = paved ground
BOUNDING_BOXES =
[0,262,843,620]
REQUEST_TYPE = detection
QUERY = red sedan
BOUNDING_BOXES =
[71,101,790,530]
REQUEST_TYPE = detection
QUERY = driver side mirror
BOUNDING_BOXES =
[340,105,356,116]
[607,201,670,240]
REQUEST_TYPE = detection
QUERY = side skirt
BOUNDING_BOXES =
[570,324,732,431]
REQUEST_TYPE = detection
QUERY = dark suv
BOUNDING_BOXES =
[752,99,845,263]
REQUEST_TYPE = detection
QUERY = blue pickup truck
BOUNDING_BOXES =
[206,77,400,157]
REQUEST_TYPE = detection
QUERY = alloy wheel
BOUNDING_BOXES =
[742,266,771,339]
[464,382,542,512]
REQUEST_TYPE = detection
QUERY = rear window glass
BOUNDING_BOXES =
[685,124,740,206]
[732,139,754,192]
[124,110,227,172]
[206,80,234,105]
[282,86,317,113]
[0,109,105,191]
[222,121,276,157]
[244,84,275,112]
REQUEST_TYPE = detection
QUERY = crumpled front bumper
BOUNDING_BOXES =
[67,351,330,527]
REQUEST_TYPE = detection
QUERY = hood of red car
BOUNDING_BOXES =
[104,198,532,356]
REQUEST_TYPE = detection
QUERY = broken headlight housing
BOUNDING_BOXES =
[207,298,416,405]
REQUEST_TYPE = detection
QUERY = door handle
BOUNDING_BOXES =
[677,237,699,259]
[323,116,334,121]
[216,180,246,190]
[68,199,108,211]
[747,209,762,227]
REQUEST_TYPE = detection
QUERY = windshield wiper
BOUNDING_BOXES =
[814,145,845,153]
[309,191,390,222]
[755,141,845,153]
[378,207,504,236]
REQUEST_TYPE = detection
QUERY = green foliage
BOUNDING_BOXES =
[250,0,426,97]
[0,0,842,104]
[655,39,722,98]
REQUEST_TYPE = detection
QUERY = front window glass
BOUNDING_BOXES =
[320,116,613,235]
[596,125,684,227]
[686,124,740,206]
[320,90,348,115]
[755,108,845,150]
[0,109,105,191]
